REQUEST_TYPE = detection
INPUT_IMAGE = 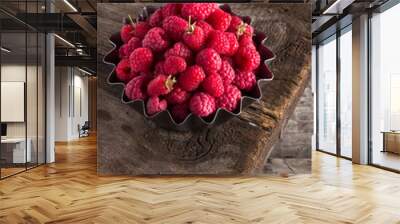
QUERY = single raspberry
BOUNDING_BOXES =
[202,72,225,97]
[149,9,163,27]
[206,30,229,55]
[119,44,129,59]
[171,103,190,123]
[217,85,241,112]
[189,92,216,117]
[196,20,214,39]
[146,96,167,115]
[129,47,153,73]
[120,24,134,43]
[132,21,151,39]
[239,35,256,49]
[183,17,205,51]
[119,37,142,59]
[164,42,192,63]
[228,16,242,33]
[207,9,231,32]
[166,86,190,105]
[161,3,182,18]
[163,56,187,75]
[147,75,176,97]
[125,74,150,101]
[181,3,218,21]
[228,16,254,39]
[142,27,169,52]
[224,32,239,56]
[234,46,260,72]
[162,16,188,41]
[154,61,165,75]
[234,70,256,91]
[195,48,222,74]
[116,59,136,83]
[219,59,235,86]
[178,65,206,92]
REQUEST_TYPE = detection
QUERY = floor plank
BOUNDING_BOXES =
[0,134,400,224]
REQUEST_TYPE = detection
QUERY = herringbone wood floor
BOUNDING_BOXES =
[1,135,400,224]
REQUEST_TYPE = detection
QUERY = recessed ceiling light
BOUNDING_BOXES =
[1,47,11,53]
[54,34,75,48]
[78,67,93,76]
[63,0,78,12]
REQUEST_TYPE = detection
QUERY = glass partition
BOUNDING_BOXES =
[1,31,28,178]
[0,1,46,179]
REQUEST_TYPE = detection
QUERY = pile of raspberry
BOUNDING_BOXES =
[116,3,261,123]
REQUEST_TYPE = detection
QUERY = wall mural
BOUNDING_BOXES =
[97,3,312,176]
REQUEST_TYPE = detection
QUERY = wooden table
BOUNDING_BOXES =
[97,3,311,175]
[382,131,400,154]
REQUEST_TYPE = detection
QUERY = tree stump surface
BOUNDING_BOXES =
[97,3,311,175]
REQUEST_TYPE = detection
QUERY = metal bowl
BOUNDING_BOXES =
[103,4,275,132]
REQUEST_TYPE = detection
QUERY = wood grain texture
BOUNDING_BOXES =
[1,135,400,223]
[97,3,311,175]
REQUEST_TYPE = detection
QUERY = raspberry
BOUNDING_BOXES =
[163,56,187,75]
[234,70,256,91]
[164,42,192,63]
[149,9,163,27]
[228,16,254,39]
[207,9,232,32]
[195,48,222,74]
[125,74,150,101]
[178,65,206,92]
[234,46,260,72]
[119,37,141,59]
[183,18,205,51]
[120,24,134,43]
[162,16,188,41]
[129,47,153,73]
[189,92,216,117]
[207,30,229,55]
[119,44,129,59]
[166,86,190,104]
[154,61,165,75]
[171,103,190,123]
[228,16,242,33]
[217,85,241,112]
[132,21,151,39]
[142,27,169,52]
[161,3,182,19]
[146,96,167,115]
[219,59,235,86]
[239,35,256,49]
[181,3,218,21]
[147,75,176,97]
[196,20,214,39]
[202,72,225,97]
[116,59,136,83]
[224,32,239,56]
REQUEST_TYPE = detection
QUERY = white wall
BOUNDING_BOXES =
[54,67,89,141]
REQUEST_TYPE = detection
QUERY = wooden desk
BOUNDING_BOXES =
[382,131,400,154]
[1,138,31,163]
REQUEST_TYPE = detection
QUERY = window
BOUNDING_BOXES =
[370,3,400,171]
[339,27,352,158]
[317,35,337,154]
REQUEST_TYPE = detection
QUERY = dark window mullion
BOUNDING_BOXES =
[336,27,341,157]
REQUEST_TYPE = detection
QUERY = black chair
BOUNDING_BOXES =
[79,121,90,138]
